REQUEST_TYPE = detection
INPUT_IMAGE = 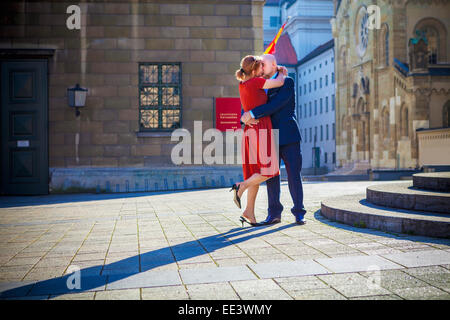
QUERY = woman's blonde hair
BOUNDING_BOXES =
[235,55,262,81]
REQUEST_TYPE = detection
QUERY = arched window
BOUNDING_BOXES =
[382,107,390,139]
[357,97,365,114]
[379,24,389,66]
[400,104,409,137]
[424,26,438,64]
[385,26,389,66]
[413,18,448,64]
[443,100,450,128]
[339,46,347,82]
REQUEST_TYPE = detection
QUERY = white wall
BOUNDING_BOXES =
[282,0,334,61]
[297,47,336,171]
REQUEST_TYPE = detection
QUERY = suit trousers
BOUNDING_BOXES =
[265,141,306,219]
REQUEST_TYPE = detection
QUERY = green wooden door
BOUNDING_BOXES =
[1,59,48,195]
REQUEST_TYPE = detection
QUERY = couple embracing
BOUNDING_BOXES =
[230,54,307,227]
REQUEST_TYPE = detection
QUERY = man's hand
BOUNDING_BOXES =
[241,111,259,127]
[277,65,288,76]
[241,111,252,124]
[246,118,259,127]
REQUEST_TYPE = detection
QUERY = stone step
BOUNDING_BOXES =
[413,172,450,192]
[366,182,450,214]
[320,194,450,239]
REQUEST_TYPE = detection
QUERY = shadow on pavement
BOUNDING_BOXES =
[0,222,297,299]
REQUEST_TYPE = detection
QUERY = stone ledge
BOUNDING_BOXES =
[49,166,244,193]
[136,131,188,138]
[366,182,450,214]
[321,194,450,239]
[413,172,450,192]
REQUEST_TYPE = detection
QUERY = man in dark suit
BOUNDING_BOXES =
[241,54,306,225]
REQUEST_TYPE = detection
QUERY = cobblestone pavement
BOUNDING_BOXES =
[0,180,449,300]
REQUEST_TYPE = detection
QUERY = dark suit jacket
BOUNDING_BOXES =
[248,76,302,146]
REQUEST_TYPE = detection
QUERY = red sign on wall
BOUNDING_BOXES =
[215,97,242,132]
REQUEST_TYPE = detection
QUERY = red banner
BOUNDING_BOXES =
[215,97,242,132]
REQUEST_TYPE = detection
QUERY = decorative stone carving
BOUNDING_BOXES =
[408,30,429,72]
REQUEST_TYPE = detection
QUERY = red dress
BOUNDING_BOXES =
[239,77,280,180]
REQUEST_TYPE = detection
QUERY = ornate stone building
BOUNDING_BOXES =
[331,0,450,171]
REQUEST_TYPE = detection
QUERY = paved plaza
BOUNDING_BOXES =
[0,180,449,300]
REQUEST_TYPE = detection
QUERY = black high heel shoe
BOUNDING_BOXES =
[239,216,258,227]
[229,183,241,209]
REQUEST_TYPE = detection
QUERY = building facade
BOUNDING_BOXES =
[0,0,265,195]
[331,0,450,171]
[297,39,336,172]
[280,0,334,61]
[263,0,282,47]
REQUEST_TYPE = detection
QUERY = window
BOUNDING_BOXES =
[309,102,312,117]
[319,63,322,68]
[415,26,439,64]
[385,27,389,66]
[413,17,448,65]
[379,24,390,67]
[332,72,335,83]
[320,125,323,141]
[299,104,302,118]
[314,80,317,90]
[308,69,311,73]
[325,75,328,86]
[325,60,328,66]
[270,16,279,28]
[314,126,317,142]
[314,66,316,71]
[314,100,317,115]
[326,124,329,140]
[332,94,335,111]
[309,82,311,92]
[304,104,307,118]
[309,128,312,142]
[331,57,334,62]
[320,98,323,114]
[400,104,409,137]
[325,152,328,163]
[332,152,336,164]
[304,129,307,142]
[325,96,329,112]
[382,107,390,139]
[320,77,322,88]
[139,62,181,131]
[304,84,307,95]
[332,123,336,139]
[299,86,302,96]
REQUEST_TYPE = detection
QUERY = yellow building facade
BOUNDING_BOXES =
[331,0,450,170]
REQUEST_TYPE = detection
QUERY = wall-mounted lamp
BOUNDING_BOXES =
[67,83,88,117]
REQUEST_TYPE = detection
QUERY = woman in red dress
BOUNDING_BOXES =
[231,55,287,227]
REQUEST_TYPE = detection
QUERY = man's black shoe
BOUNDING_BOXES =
[295,218,306,225]
[258,216,281,226]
